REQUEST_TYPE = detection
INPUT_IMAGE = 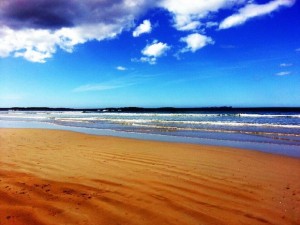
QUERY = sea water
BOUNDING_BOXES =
[1,110,300,157]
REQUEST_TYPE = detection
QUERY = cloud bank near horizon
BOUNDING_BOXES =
[0,0,295,63]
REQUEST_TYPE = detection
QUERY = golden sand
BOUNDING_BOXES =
[0,128,299,225]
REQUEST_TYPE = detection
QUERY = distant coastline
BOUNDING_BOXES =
[1,106,300,113]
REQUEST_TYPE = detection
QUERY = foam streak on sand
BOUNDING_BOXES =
[0,129,299,225]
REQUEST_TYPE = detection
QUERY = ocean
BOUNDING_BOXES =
[1,110,300,157]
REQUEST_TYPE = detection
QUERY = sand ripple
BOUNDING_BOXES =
[0,129,299,225]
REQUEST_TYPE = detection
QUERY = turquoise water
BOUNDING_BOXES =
[1,110,300,157]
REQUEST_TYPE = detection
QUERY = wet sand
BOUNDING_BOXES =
[0,128,299,225]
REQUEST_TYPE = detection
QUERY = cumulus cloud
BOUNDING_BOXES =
[180,33,214,52]
[132,19,152,37]
[0,24,121,63]
[276,71,291,76]
[142,41,170,57]
[219,0,295,29]
[139,41,170,64]
[0,0,156,62]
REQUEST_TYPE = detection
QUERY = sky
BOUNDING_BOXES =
[0,0,299,108]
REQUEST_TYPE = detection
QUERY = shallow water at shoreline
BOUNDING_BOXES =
[1,119,300,158]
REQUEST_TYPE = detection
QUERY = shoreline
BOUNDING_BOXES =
[1,128,300,225]
[1,120,300,158]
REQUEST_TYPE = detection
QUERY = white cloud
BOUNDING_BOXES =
[0,0,155,63]
[160,0,225,15]
[205,21,218,28]
[140,56,157,65]
[219,0,294,29]
[131,57,157,65]
[142,41,170,57]
[171,15,202,31]
[0,27,57,63]
[178,21,201,31]
[0,0,295,63]
[132,20,152,37]
[0,24,123,63]
[116,66,127,71]
[276,71,291,76]
[160,0,293,32]
[159,0,245,31]
[180,33,214,52]
[280,63,292,67]
[138,40,170,64]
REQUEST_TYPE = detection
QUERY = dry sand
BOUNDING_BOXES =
[0,128,299,225]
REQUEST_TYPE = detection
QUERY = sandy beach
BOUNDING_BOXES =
[0,128,299,225]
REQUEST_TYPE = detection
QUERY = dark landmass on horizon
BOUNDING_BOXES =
[1,107,300,113]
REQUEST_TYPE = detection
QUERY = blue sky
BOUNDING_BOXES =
[0,0,299,108]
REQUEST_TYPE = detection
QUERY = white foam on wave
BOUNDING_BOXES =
[2,111,300,130]
[55,117,300,129]
[130,123,300,137]
[97,112,222,117]
[239,113,300,118]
